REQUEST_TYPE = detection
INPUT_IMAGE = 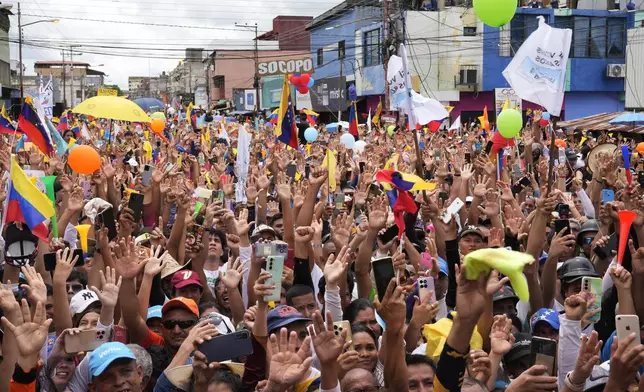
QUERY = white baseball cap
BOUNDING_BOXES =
[70,289,100,315]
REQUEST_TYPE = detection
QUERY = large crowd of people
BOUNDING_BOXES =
[0,106,642,392]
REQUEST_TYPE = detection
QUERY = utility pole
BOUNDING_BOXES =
[18,2,23,103]
[69,46,74,106]
[337,59,343,122]
[61,50,66,108]
[383,0,389,111]
[235,23,260,113]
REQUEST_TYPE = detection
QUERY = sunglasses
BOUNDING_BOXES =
[162,319,197,330]
[66,283,83,293]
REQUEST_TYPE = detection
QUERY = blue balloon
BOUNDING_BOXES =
[304,127,318,142]
[340,133,356,149]
[307,77,315,88]
[542,112,551,121]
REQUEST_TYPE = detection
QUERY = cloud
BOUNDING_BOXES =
[11,0,341,90]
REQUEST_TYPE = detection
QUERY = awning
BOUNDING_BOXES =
[557,112,644,135]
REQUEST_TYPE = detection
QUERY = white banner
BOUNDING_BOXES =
[502,16,571,116]
[235,124,252,203]
[387,54,408,112]
[494,88,522,116]
[39,75,54,119]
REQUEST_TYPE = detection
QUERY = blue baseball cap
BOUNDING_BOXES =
[267,305,310,333]
[147,305,162,321]
[530,308,560,332]
[437,257,448,276]
[89,342,136,380]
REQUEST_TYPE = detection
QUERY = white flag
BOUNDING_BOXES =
[367,109,372,134]
[81,123,91,140]
[410,90,449,125]
[220,123,229,142]
[449,116,461,131]
[235,125,252,203]
[502,16,571,116]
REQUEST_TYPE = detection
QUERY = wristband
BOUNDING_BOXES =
[564,373,585,392]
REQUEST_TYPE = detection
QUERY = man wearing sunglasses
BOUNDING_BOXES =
[121,294,199,355]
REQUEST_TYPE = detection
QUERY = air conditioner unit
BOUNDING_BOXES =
[606,64,626,78]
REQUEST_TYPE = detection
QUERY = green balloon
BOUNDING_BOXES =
[497,109,523,139]
[473,0,516,27]
[387,125,395,136]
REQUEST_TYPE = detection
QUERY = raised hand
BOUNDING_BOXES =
[374,279,408,333]
[309,311,345,365]
[2,299,52,358]
[324,246,350,288]
[53,248,79,283]
[221,258,247,289]
[235,209,254,237]
[267,328,313,388]
[454,263,488,324]
[143,245,168,278]
[253,271,274,305]
[609,264,632,291]
[294,226,315,243]
[20,265,47,306]
[549,228,576,259]
[309,165,328,187]
[112,236,149,280]
[489,314,514,356]
[504,365,557,392]
[90,266,122,308]
[569,330,603,386]
[564,293,588,321]
[192,349,223,390]
[367,195,388,231]
[607,333,644,390]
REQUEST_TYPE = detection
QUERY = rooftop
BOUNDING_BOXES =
[35,60,91,67]
[558,112,644,134]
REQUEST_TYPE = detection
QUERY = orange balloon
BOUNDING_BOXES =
[554,139,567,148]
[637,142,644,154]
[151,118,165,134]
[68,145,101,175]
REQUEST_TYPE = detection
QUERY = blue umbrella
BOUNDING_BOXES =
[134,98,165,113]
[608,112,644,126]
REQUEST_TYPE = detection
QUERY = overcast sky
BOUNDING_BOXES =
[9,0,343,89]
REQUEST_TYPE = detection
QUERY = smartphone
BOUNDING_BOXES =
[616,315,640,354]
[639,171,644,187]
[264,255,285,302]
[305,163,311,178]
[142,164,153,186]
[128,193,145,222]
[286,163,297,179]
[332,321,353,350]
[556,204,570,220]
[485,141,494,155]
[512,164,522,178]
[359,161,366,173]
[96,207,117,241]
[417,277,437,304]
[530,337,557,376]
[581,277,603,323]
[334,192,345,209]
[601,189,615,204]
[593,232,618,260]
[64,329,108,353]
[255,243,274,258]
[44,249,84,272]
[438,191,449,204]
[196,329,253,363]
[156,141,161,148]
[368,183,381,198]
[441,197,464,224]
[465,152,471,164]
[378,225,399,244]
[372,256,395,301]
[434,150,441,160]
[554,219,570,235]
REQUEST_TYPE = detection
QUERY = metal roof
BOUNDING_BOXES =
[558,111,644,134]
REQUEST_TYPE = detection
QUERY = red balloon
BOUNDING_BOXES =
[291,76,301,86]
[300,74,311,86]
[289,75,296,84]
[539,119,549,126]
[298,86,309,94]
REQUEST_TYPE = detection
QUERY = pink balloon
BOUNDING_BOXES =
[298,86,309,94]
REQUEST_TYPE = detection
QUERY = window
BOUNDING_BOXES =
[363,28,382,67]
[510,14,540,55]
[564,16,625,58]
[338,40,346,60]
[213,76,224,89]
[317,48,324,66]
[463,26,477,36]
[76,90,82,98]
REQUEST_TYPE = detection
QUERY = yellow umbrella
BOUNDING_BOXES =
[150,112,166,120]
[72,96,152,123]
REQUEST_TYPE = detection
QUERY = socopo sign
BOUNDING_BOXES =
[257,58,314,77]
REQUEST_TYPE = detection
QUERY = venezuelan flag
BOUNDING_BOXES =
[376,170,436,192]
[18,98,53,155]
[6,156,56,240]
[301,108,319,125]
[348,100,359,140]
[57,110,69,131]
[71,123,80,136]
[276,74,298,148]
[0,104,17,135]
[268,109,279,124]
